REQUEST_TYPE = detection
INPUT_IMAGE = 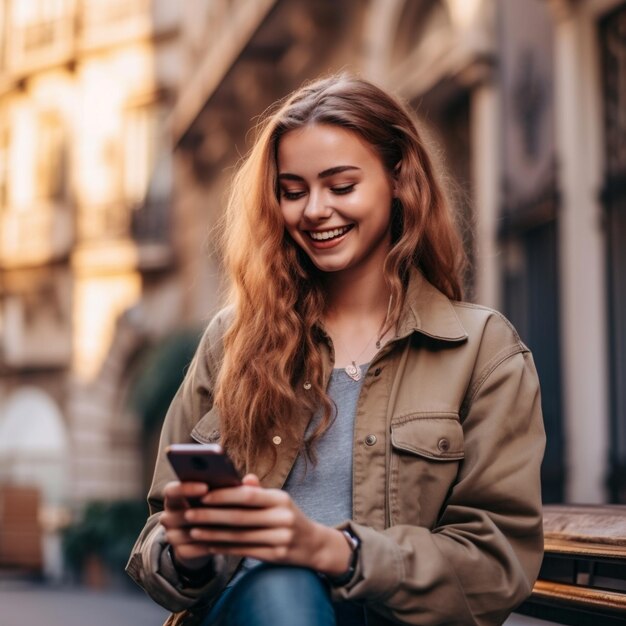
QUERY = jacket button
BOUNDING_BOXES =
[272,436,282,445]
[437,438,450,452]
[374,368,382,377]
[365,434,377,446]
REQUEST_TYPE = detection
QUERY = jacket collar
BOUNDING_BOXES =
[396,269,468,342]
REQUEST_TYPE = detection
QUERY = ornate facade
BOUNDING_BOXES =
[0,0,201,576]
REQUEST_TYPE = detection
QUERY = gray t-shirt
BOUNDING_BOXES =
[232,364,367,582]
[283,365,367,525]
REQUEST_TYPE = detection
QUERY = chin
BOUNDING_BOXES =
[310,261,340,273]
[311,260,352,274]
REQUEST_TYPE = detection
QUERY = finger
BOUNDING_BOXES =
[189,526,291,546]
[202,485,290,508]
[174,542,219,562]
[164,481,209,510]
[164,528,195,547]
[160,510,190,530]
[164,480,209,497]
[204,544,292,563]
[242,473,261,487]
[185,506,295,529]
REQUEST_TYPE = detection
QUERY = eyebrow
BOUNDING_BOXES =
[278,165,361,181]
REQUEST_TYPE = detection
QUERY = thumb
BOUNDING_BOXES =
[242,473,261,487]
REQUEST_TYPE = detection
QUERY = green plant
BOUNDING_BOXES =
[62,500,148,578]
[129,330,201,432]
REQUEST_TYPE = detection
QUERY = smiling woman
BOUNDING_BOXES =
[278,125,394,278]
[127,74,546,626]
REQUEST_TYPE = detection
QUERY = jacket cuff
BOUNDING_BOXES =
[329,521,404,602]
[126,522,227,612]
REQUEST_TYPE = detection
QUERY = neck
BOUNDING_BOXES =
[321,266,393,370]
[323,265,390,323]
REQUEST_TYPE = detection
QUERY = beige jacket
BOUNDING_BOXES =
[126,271,545,626]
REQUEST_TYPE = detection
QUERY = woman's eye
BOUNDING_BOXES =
[331,184,355,195]
[281,189,306,200]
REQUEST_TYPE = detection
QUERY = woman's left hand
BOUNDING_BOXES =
[183,474,352,577]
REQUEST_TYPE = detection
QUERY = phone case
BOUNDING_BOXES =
[166,443,242,490]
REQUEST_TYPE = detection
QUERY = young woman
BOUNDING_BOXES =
[127,75,545,626]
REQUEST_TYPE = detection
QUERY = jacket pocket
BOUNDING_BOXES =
[389,413,464,527]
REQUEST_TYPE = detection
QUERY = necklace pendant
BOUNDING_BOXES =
[345,361,362,382]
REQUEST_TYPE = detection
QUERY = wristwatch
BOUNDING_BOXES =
[325,528,361,587]
[167,545,214,587]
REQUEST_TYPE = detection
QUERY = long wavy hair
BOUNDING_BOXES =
[215,74,466,473]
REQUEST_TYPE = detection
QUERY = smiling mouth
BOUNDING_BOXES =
[307,225,353,241]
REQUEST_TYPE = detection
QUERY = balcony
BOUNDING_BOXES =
[76,201,130,243]
[75,199,171,271]
[7,9,75,76]
[78,0,174,51]
[130,197,173,270]
[170,0,278,144]
[0,203,73,269]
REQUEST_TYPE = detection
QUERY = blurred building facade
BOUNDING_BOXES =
[0,0,209,577]
[0,0,624,577]
[169,0,625,508]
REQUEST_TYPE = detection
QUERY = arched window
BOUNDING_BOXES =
[0,386,69,503]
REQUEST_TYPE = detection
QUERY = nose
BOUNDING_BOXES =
[303,189,332,222]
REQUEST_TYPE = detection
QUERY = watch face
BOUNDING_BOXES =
[342,529,360,551]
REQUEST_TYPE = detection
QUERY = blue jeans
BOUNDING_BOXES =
[201,564,366,626]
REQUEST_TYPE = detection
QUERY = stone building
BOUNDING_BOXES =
[0,0,625,578]
[0,0,209,577]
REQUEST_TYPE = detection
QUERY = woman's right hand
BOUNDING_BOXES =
[160,480,212,572]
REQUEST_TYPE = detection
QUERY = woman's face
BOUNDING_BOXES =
[277,124,395,278]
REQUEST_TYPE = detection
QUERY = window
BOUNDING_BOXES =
[0,123,9,209]
[36,112,66,202]
[120,99,172,244]
[9,0,73,64]
[499,0,564,502]
[600,5,626,503]
[0,0,7,72]
[122,103,160,208]
[503,220,564,503]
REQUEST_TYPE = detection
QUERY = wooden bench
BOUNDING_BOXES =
[516,504,626,625]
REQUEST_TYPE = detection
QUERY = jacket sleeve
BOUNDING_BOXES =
[125,312,235,612]
[333,348,546,626]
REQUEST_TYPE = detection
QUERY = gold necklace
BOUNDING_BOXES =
[342,333,382,382]
[334,295,393,383]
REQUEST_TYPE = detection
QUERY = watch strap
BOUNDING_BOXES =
[324,528,360,587]
[167,545,214,587]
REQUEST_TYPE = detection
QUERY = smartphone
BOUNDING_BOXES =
[166,443,242,492]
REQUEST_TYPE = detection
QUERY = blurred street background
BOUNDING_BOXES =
[0,578,169,626]
[0,0,624,624]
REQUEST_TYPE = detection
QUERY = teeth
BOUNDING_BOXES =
[309,226,350,241]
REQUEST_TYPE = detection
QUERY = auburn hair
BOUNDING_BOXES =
[214,74,466,473]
